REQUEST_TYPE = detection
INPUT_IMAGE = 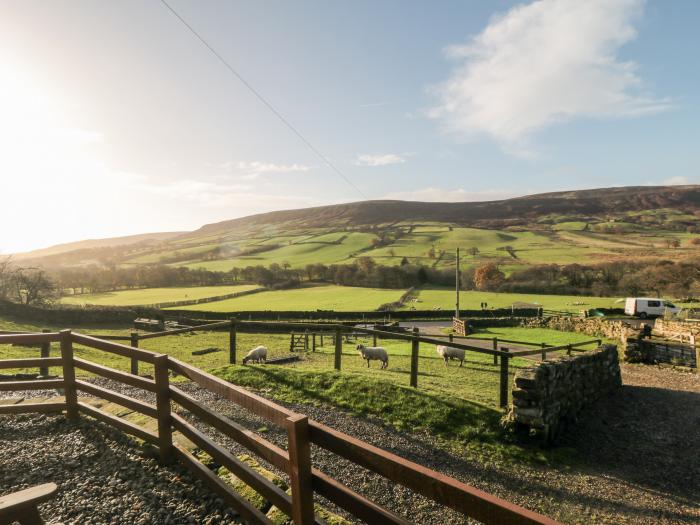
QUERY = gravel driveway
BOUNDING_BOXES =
[0,413,242,525]
[1,363,698,524]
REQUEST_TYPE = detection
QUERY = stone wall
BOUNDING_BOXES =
[624,337,698,368]
[653,319,700,342]
[507,344,622,443]
[0,299,161,326]
[522,316,635,342]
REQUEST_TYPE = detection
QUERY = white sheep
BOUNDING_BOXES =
[436,345,465,367]
[242,345,268,364]
[356,344,389,369]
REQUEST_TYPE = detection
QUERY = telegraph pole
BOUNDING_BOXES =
[455,247,460,319]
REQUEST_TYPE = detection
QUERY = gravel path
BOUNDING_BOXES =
[0,413,243,525]
[1,363,698,524]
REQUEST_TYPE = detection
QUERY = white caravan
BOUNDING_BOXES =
[624,297,680,318]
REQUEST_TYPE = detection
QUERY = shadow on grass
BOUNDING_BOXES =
[212,364,513,453]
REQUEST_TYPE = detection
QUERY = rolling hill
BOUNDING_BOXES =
[14,185,700,272]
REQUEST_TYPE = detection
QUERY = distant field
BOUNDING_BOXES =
[109,219,700,275]
[406,286,620,312]
[0,314,602,410]
[166,284,404,312]
[60,285,260,306]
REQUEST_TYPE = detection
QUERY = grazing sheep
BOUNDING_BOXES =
[436,345,465,367]
[242,345,268,364]
[356,344,389,369]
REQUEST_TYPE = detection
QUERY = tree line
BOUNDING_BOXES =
[3,254,700,306]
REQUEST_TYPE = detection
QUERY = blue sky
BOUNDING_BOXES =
[1,0,698,252]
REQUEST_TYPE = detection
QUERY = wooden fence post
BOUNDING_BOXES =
[334,328,342,371]
[320,333,324,347]
[304,331,309,352]
[492,338,498,365]
[59,330,78,421]
[154,354,173,463]
[130,332,139,376]
[541,342,547,361]
[373,333,377,347]
[312,333,316,352]
[410,327,419,388]
[290,333,295,353]
[40,329,51,377]
[499,347,510,409]
[286,414,315,525]
[566,344,572,356]
[449,333,453,344]
[229,319,237,364]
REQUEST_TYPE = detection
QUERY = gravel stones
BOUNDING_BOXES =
[0,414,242,525]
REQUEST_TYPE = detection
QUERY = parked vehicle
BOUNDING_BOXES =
[624,297,680,318]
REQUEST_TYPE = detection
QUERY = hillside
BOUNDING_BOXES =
[187,185,700,236]
[14,185,700,271]
[12,231,184,260]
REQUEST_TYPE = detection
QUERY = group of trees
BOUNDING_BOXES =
[0,258,56,305]
[4,251,700,306]
[492,259,700,298]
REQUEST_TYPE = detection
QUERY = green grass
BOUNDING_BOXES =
[406,286,620,312]
[181,232,377,271]
[95,218,700,275]
[1,314,605,464]
[210,330,595,464]
[166,284,405,312]
[59,285,260,306]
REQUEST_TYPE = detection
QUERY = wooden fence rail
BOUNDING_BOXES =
[2,321,603,411]
[0,331,561,525]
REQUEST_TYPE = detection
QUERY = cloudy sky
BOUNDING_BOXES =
[1,0,698,252]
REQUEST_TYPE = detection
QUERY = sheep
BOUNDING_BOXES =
[242,345,268,364]
[356,344,389,369]
[436,345,465,367]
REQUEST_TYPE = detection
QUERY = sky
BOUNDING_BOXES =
[1,0,699,253]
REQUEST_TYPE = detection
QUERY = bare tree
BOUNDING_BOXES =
[11,267,56,305]
[0,256,12,300]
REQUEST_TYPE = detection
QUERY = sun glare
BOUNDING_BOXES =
[0,57,128,253]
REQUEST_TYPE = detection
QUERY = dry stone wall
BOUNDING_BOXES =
[522,316,635,342]
[507,344,622,443]
[653,319,700,342]
[625,337,698,368]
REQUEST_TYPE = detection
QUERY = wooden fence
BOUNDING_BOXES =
[3,321,601,409]
[0,331,561,525]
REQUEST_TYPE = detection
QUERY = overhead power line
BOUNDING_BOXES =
[158,0,368,199]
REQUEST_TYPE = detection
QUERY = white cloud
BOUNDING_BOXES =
[662,176,691,186]
[430,0,670,154]
[359,101,389,108]
[355,154,406,167]
[131,177,320,209]
[216,161,311,179]
[383,187,520,202]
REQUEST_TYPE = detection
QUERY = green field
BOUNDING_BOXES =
[167,223,698,274]
[0,313,609,468]
[166,284,404,312]
[181,232,377,271]
[60,285,260,306]
[0,314,602,411]
[407,287,620,312]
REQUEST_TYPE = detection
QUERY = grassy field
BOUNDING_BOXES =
[163,223,699,274]
[0,314,608,464]
[0,314,604,409]
[59,285,260,306]
[181,232,377,271]
[407,286,620,312]
[166,284,404,312]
